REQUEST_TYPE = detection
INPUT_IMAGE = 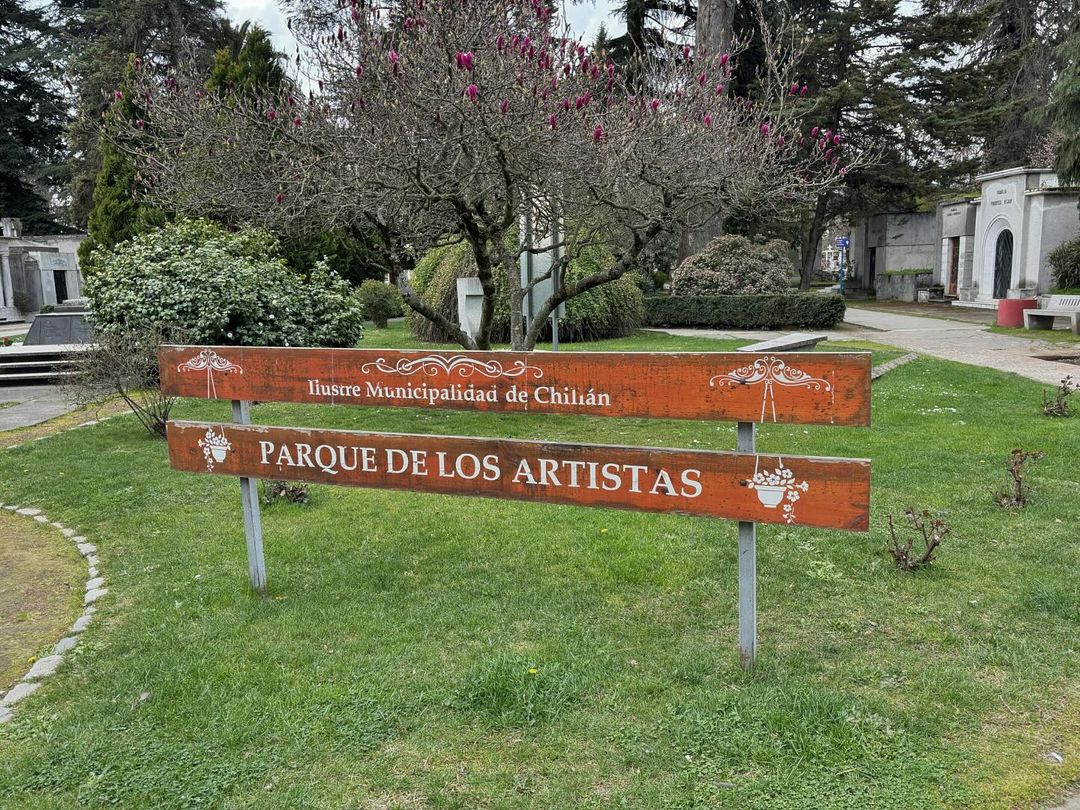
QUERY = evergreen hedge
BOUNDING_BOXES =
[644,294,846,329]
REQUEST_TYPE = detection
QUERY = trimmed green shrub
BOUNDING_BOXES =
[408,241,644,343]
[1048,236,1080,290]
[644,294,846,329]
[86,219,364,347]
[671,234,793,296]
[358,280,404,327]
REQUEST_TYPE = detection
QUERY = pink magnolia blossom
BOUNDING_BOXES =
[496,34,505,51]
[832,133,841,146]
[715,83,725,96]
[293,115,302,127]
[760,122,770,136]
[113,90,123,100]
[698,72,707,86]
[575,91,591,110]
[455,51,475,71]
[810,126,820,138]
[275,192,284,204]
[465,83,478,102]
[683,45,692,60]
[388,50,400,65]
[355,65,363,77]
[593,125,604,142]
[719,53,730,66]
[547,113,557,129]
[500,98,509,114]
[266,108,277,121]
[800,85,809,97]
[562,97,571,112]
[790,82,799,94]
[777,134,785,145]
[136,119,145,129]
[703,113,714,127]
[649,98,660,112]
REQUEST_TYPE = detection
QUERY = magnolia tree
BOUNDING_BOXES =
[123,0,850,350]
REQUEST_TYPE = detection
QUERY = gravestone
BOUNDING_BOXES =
[24,298,92,345]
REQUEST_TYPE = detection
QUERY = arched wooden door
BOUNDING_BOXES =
[993,230,1013,299]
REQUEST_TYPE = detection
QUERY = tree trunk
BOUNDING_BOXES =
[799,194,830,291]
[689,0,735,253]
[696,0,735,58]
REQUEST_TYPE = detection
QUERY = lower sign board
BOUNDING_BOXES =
[168,421,871,531]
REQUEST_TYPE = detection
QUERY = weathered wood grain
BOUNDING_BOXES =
[159,346,871,426]
[168,421,871,530]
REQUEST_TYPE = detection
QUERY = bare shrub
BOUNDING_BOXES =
[886,508,949,572]
[65,325,181,439]
[260,480,310,506]
[1042,375,1075,417]
[994,448,1046,509]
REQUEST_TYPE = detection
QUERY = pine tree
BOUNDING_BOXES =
[206,26,288,97]
[920,0,1075,171]
[1048,23,1080,183]
[0,0,70,232]
[57,0,227,226]
[77,59,164,268]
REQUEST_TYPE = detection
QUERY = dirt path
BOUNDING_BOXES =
[0,512,84,692]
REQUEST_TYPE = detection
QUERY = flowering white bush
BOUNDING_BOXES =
[86,219,364,347]
[671,234,793,296]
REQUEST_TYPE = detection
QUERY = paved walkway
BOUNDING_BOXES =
[0,386,79,432]
[654,308,1078,386]
[0,322,30,340]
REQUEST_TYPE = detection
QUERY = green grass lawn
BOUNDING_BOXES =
[0,327,1078,808]
[987,325,1080,345]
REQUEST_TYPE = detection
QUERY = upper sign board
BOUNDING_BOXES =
[159,347,871,427]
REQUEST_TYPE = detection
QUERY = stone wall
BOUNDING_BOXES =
[875,271,933,302]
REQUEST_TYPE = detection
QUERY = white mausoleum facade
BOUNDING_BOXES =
[949,167,1079,307]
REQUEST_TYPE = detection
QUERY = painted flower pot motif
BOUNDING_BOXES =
[754,484,787,508]
[747,460,810,524]
[197,426,233,471]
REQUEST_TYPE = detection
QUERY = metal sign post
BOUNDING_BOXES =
[836,235,850,295]
[231,399,267,595]
[737,420,757,667]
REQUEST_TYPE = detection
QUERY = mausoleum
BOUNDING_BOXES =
[953,167,1079,307]
[0,218,86,322]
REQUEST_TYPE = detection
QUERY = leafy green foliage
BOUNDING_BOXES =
[0,0,70,233]
[1048,24,1080,183]
[357,280,404,328]
[1048,235,1080,289]
[85,219,364,347]
[58,0,228,225]
[671,235,793,296]
[280,229,388,287]
[206,26,287,98]
[409,241,644,343]
[645,293,846,329]
[78,58,166,269]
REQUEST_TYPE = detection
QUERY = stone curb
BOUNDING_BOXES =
[0,417,114,723]
[871,352,919,380]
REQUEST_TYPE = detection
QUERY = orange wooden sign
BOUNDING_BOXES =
[167,420,871,530]
[158,346,871,427]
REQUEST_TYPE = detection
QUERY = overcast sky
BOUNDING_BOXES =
[222,1,625,61]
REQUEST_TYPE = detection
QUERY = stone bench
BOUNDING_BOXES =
[737,333,827,353]
[1023,295,1080,336]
